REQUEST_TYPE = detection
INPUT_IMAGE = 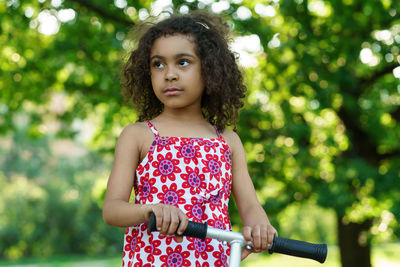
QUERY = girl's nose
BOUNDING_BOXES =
[165,67,178,81]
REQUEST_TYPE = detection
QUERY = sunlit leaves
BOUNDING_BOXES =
[230,0,400,244]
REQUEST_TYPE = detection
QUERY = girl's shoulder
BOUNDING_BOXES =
[124,121,150,132]
[220,129,243,152]
[116,121,153,148]
[120,121,150,137]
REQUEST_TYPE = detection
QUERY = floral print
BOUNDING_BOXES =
[201,154,222,181]
[187,237,214,260]
[183,197,208,222]
[124,228,145,260]
[180,166,207,195]
[152,152,181,183]
[143,234,162,263]
[138,173,158,203]
[123,121,232,266]
[160,245,191,267]
[175,142,202,164]
[212,244,230,267]
[198,140,219,153]
[220,145,232,171]
[208,214,227,230]
[157,183,186,206]
[156,136,179,152]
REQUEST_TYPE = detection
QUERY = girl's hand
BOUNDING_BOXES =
[241,223,278,260]
[144,204,188,243]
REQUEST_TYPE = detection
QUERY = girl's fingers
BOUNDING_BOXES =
[151,206,163,232]
[268,227,277,245]
[160,207,171,235]
[177,211,188,235]
[167,210,180,236]
[242,226,253,245]
[261,225,269,251]
[252,226,261,251]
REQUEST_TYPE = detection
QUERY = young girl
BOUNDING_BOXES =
[103,11,277,266]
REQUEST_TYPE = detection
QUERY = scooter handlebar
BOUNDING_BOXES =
[269,236,327,263]
[148,213,327,263]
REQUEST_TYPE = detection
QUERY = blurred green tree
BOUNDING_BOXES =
[0,123,123,259]
[1,0,399,266]
[230,1,400,267]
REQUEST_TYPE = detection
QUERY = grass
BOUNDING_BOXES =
[243,245,340,267]
[372,243,400,267]
[0,255,121,267]
[1,243,399,267]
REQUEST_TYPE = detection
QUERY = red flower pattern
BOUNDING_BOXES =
[138,173,158,203]
[220,145,232,171]
[137,154,152,176]
[156,136,179,152]
[198,139,219,153]
[158,233,177,245]
[221,173,232,200]
[124,228,145,259]
[144,234,162,263]
[175,142,202,164]
[152,152,181,183]
[187,237,214,260]
[160,245,191,267]
[208,214,226,230]
[212,244,230,267]
[188,138,205,144]
[183,197,208,222]
[207,189,224,212]
[157,183,186,207]
[157,183,185,206]
[222,202,229,217]
[201,154,222,181]
[181,166,207,195]
[195,261,210,267]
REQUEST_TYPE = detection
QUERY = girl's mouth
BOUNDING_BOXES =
[164,88,183,96]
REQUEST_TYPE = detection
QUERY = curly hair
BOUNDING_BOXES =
[121,11,246,132]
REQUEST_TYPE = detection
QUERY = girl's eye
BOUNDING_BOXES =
[153,61,164,68]
[179,59,189,67]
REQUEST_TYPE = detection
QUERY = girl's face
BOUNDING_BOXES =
[150,34,204,111]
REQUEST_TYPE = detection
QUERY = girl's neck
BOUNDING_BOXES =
[157,107,206,123]
[151,112,218,139]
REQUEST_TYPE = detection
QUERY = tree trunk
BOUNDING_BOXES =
[337,215,372,267]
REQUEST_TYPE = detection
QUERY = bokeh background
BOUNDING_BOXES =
[1,0,400,266]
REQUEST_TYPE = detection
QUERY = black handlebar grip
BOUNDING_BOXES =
[148,213,208,241]
[268,236,327,263]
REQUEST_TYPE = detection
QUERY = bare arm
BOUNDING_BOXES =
[224,130,277,259]
[102,123,150,227]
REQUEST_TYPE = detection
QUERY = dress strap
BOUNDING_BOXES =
[146,121,159,137]
[214,126,223,139]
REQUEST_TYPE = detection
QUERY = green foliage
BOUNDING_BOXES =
[0,125,122,260]
[277,202,336,244]
[228,0,400,241]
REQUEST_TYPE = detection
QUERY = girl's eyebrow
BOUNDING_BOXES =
[150,53,196,61]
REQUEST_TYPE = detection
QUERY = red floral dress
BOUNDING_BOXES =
[122,121,232,267]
